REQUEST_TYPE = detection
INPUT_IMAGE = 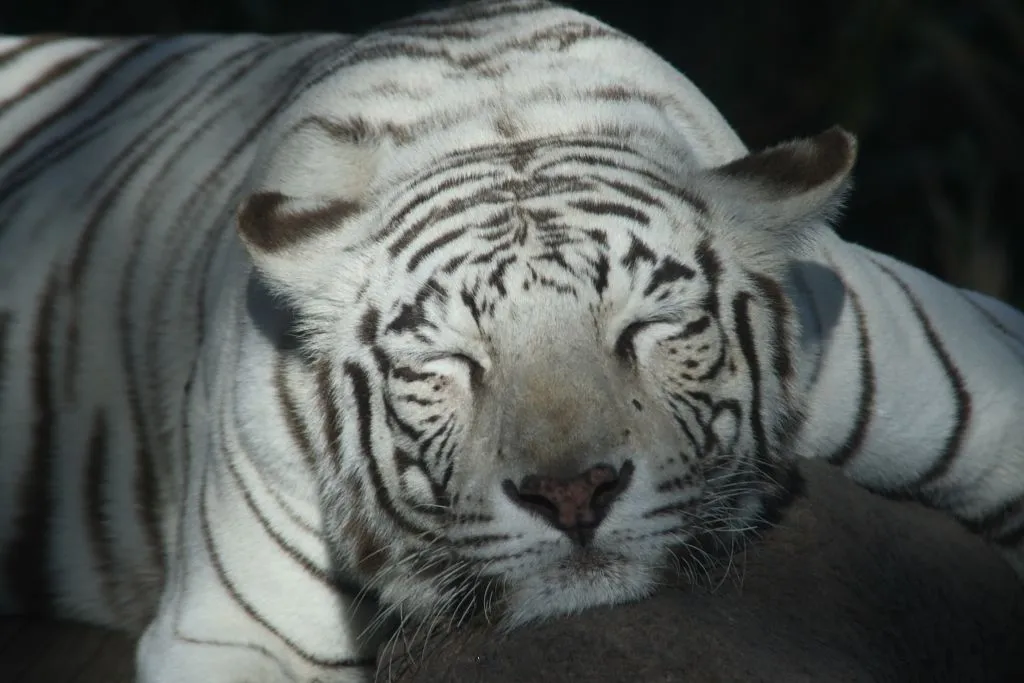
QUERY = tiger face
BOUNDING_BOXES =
[372,236,757,627]
[238,122,855,629]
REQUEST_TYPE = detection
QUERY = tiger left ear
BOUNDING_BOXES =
[699,126,857,254]
[236,118,382,301]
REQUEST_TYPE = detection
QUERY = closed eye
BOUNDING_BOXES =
[448,352,486,388]
[614,320,673,363]
[614,321,648,363]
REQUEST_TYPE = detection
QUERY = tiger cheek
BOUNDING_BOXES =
[707,404,741,455]
[650,330,724,388]
[399,464,439,510]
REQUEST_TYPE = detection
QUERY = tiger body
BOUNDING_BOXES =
[1,1,1023,681]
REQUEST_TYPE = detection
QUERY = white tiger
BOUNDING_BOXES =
[1,1,1022,681]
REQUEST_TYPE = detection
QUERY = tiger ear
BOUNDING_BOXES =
[698,126,857,263]
[236,119,382,301]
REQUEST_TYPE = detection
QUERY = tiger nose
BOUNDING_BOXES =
[502,461,635,546]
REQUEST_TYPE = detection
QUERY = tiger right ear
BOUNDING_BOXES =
[698,126,857,264]
[236,118,383,301]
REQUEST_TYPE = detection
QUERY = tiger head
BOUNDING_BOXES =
[237,110,855,629]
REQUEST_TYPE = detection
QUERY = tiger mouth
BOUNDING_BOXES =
[555,547,624,573]
[385,459,804,634]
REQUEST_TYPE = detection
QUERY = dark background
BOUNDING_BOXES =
[3,0,1022,306]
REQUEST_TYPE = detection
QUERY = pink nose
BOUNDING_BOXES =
[502,461,634,546]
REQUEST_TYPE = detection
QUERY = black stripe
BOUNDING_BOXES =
[93,45,261,576]
[379,136,703,244]
[670,412,702,455]
[676,316,712,340]
[219,439,340,591]
[224,357,321,538]
[873,260,972,490]
[274,354,318,472]
[731,292,769,469]
[190,215,235,347]
[421,417,458,472]
[198,466,373,668]
[382,389,426,444]
[0,47,101,118]
[0,311,10,412]
[358,307,380,346]
[144,38,329,412]
[406,226,469,272]
[179,46,327,328]
[826,285,875,466]
[5,273,59,613]
[132,419,165,576]
[655,475,697,494]
[0,36,61,66]
[567,199,649,225]
[172,362,200,573]
[237,191,361,253]
[588,84,668,107]
[238,436,322,540]
[315,361,342,473]
[170,631,303,683]
[643,257,696,297]
[300,113,415,147]
[621,235,657,271]
[591,251,610,295]
[69,42,267,288]
[597,176,665,208]
[84,411,117,610]
[342,361,435,538]
[748,272,793,386]
[309,42,472,84]
[694,238,722,314]
[449,533,515,549]
[515,21,623,51]
[381,172,495,238]
[692,239,728,386]
[435,137,633,182]
[534,153,710,215]
[388,183,489,258]
[0,39,180,206]
[668,390,709,431]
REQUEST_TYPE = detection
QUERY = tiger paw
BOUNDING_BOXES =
[136,609,374,683]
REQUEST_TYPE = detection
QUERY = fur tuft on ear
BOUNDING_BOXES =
[236,117,383,301]
[696,126,857,271]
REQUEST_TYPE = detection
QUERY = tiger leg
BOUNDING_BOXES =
[136,590,375,683]
[135,454,376,683]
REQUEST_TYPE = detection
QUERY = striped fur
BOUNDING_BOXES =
[1,1,1023,681]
